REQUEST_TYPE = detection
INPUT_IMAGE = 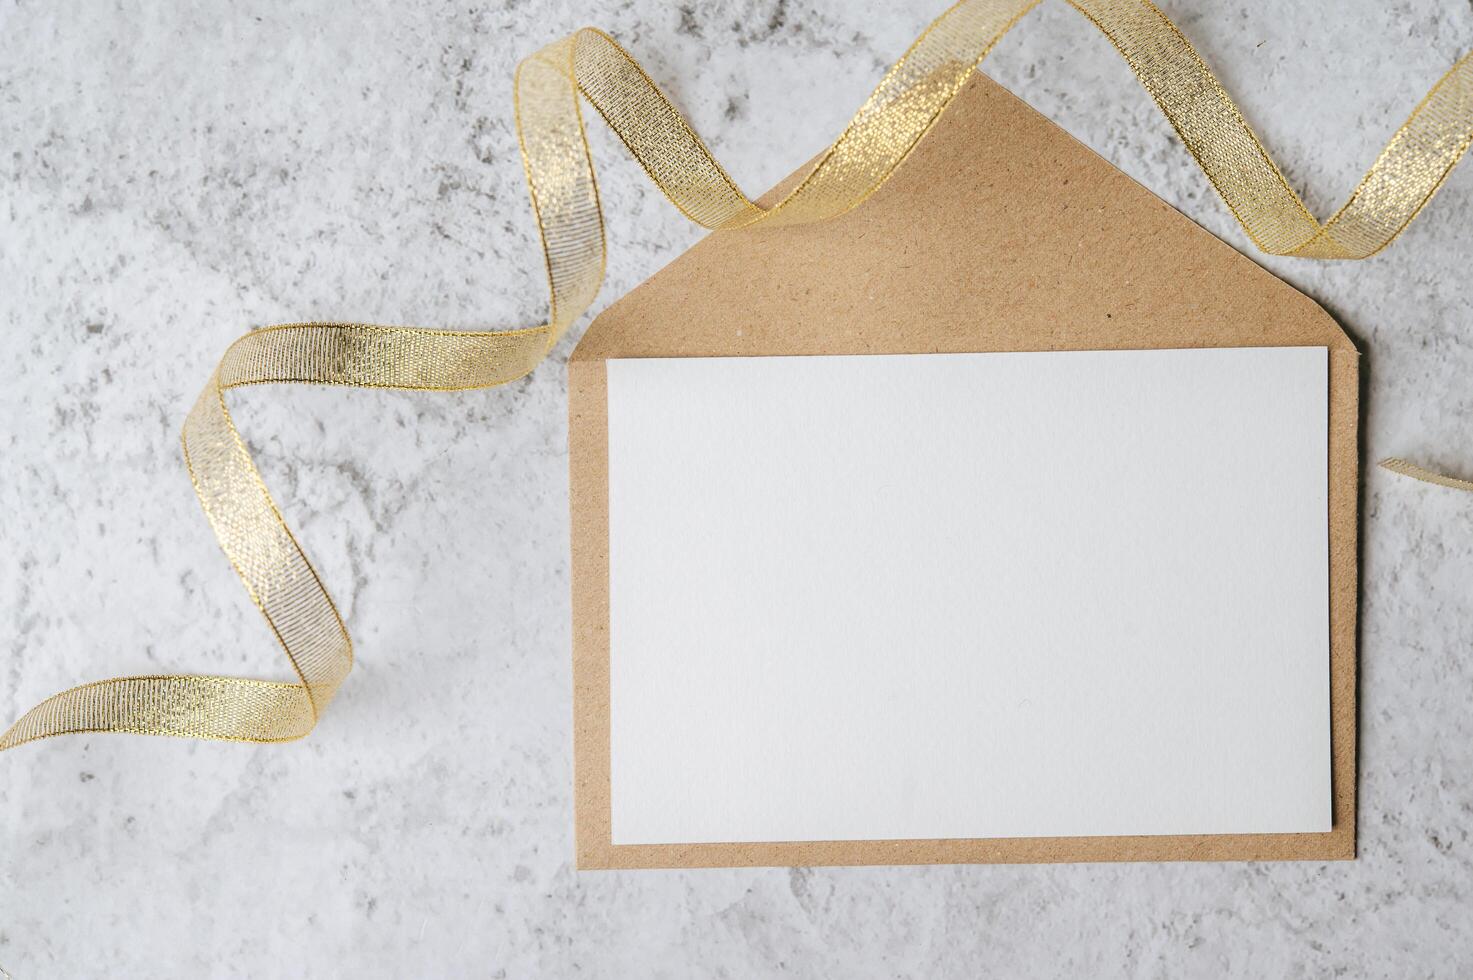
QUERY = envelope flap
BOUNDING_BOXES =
[571,72,1353,363]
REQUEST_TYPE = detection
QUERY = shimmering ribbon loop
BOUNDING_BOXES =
[4,0,1471,752]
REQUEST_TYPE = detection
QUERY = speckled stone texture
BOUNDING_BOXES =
[1,1,1471,977]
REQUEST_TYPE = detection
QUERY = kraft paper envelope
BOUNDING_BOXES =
[568,72,1358,868]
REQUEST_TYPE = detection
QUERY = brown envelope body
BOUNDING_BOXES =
[568,73,1358,868]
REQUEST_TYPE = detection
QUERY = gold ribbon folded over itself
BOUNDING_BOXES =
[3,0,1471,751]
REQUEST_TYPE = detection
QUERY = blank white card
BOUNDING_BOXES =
[607,347,1330,844]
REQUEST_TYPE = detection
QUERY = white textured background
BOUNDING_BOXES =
[2,1,1471,976]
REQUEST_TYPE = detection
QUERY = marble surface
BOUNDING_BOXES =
[2,0,1472,976]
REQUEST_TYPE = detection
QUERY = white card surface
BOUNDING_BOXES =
[606,347,1330,845]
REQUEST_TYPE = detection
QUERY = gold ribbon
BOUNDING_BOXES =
[1381,458,1473,492]
[3,0,1471,752]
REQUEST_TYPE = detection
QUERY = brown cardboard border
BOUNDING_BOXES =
[569,74,1358,868]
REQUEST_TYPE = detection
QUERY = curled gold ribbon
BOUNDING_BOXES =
[3,0,1471,751]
